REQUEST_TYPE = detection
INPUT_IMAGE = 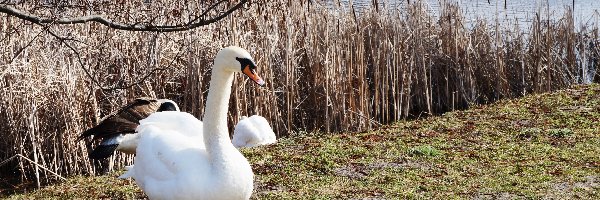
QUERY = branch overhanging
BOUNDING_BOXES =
[0,0,247,32]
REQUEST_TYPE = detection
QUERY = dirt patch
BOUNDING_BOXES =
[471,176,600,199]
[472,192,524,200]
[548,176,599,199]
[334,164,369,179]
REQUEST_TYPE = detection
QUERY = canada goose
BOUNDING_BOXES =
[79,98,179,159]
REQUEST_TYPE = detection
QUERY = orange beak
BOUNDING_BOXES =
[242,65,265,86]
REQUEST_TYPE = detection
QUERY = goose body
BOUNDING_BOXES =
[123,46,263,199]
[79,98,179,159]
[232,115,276,148]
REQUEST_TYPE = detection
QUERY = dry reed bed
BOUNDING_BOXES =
[0,0,598,185]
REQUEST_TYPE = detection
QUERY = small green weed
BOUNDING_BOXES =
[518,128,543,139]
[547,128,574,138]
[407,145,443,157]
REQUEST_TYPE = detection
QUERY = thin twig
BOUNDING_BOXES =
[0,154,66,181]
[44,29,185,91]
[9,26,47,63]
[0,154,18,167]
[189,0,228,25]
[17,154,66,181]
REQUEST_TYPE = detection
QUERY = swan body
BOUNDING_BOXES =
[232,115,276,148]
[79,98,179,159]
[123,46,263,199]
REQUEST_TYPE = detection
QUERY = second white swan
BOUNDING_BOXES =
[232,115,276,148]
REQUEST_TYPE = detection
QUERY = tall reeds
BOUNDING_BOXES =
[0,0,598,185]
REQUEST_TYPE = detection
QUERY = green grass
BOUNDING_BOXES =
[4,84,600,199]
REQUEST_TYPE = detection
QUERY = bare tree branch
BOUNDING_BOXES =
[9,21,87,63]
[1,0,240,90]
[44,29,183,91]
[192,0,228,24]
[0,0,248,32]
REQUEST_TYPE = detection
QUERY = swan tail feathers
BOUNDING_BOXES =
[118,165,135,179]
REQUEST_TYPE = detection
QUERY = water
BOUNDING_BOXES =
[332,0,599,84]
[336,0,599,28]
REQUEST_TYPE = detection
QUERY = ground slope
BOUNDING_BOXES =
[4,84,599,199]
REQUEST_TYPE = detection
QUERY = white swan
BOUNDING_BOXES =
[122,46,264,199]
[232,115,277,148]
[79,98,179,159]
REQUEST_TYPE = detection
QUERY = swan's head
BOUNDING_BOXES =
[214,46,265,86]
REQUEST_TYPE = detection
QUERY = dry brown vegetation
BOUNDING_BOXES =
[0,0,598,191]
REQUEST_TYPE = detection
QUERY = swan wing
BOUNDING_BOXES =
[128,112,210,199]
[232,117,261,148]
[248,115,276,145]
[233,115,276,148]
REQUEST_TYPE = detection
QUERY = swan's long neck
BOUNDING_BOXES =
[202,67,236,165]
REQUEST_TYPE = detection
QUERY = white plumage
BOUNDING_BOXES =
[120,46,264,200]
[232,115,276,148]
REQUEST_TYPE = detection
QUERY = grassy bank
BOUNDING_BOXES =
[4,84,598,199]
[1,0,599,190]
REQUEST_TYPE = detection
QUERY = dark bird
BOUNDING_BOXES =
[79,97,179,159]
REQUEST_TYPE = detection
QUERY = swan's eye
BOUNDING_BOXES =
[235,57,256,71]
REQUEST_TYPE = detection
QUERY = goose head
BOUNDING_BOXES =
[157,99,180,111]
[213,46,265,86]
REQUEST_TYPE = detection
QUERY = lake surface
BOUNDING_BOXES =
[336,0,599,28]
[329,0,598,84]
